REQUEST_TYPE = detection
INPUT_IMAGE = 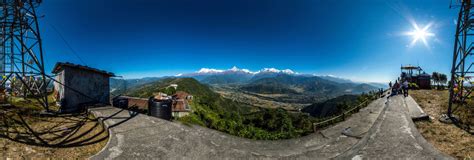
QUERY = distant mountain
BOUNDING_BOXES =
[198,67,254,84]
[351,83,380,93]
[178,67,384,90]
[366,82,388,89]
[241,74,377,95]
[242,74,338,94]
[239,74,378,103]
[110,77,164,95]
[317,75,354,84]
[111,67,384,100]
[177,66,253,82]
[301,95,359,117]
[316,75,387,89]
[179,66,297,84]
[250,68,296,81]
[201,74,253,84]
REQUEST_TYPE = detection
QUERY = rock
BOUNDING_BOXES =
[342,127,353,136]
[439,114,458,124]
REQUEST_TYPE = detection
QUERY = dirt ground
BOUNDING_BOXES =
[410,90,473,159]
[0,98,108,159]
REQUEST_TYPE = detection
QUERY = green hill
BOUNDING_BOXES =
[127,78,216,98]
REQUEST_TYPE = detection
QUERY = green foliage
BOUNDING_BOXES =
[409,83,419,89]
[161,87,176,95]
[186,99,315,140]
[302,95,359,117]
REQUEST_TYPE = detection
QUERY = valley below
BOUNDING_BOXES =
[211,84,311,111]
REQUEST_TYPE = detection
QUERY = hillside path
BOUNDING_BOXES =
[89,95,452,159]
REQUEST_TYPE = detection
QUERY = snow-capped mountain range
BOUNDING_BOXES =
[110,66,387,96]
[180,66,297,76]
[174,66,302,84]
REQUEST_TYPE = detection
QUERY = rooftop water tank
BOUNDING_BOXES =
[148,98,172,120]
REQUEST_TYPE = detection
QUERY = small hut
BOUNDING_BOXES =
[52,62,114,113]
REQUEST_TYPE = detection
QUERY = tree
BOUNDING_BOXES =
[439,73,448,89]
[432,72,440,89]
[431,72,448,90]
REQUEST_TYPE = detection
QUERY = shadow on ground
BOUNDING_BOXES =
[0,108,103,148]
[0,103,140,158]
[0,105,140,150]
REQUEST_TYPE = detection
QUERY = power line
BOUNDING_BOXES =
[47,22,87,66]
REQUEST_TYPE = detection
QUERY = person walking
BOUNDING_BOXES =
[387,80,399,100]
[402,80,409,97]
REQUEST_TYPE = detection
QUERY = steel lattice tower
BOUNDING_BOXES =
[0,0,49,111]
[449,0,474,133]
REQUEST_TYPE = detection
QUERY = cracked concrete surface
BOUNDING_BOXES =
[89,95,452,160]
[337,95,452,160]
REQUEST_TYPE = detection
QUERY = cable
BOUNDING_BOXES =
[47,22,88,66]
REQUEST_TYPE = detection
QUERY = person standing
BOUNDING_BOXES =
[402,80,409,97]
[389,81,392,88]
[398,80,403,94]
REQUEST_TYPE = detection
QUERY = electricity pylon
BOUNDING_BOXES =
[0,0,49,111]
[449,0,474,133]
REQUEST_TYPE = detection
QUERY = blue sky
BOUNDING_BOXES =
[39,0,457,82]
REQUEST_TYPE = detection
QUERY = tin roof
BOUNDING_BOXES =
[52,62,115,77]
[173,91,190,99]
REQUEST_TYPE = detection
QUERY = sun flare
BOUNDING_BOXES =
[405,22,435,48]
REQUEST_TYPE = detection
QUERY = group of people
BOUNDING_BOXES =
[387,79,410,99]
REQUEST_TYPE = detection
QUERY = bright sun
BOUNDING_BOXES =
[405,22,435,48]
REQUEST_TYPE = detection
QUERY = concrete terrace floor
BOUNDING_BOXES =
[89,95,453,160]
